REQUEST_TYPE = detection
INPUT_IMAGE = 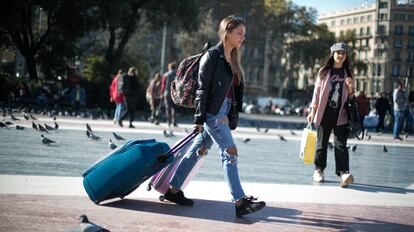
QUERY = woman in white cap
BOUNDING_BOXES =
[307,42,356,187]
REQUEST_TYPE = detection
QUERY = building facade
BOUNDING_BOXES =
[318,0,414,96]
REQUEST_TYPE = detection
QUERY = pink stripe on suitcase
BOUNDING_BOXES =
[148,137,206,196]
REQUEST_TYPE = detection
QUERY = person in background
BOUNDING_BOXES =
[161,62,178,127]
[307,42,355,188]
[393,82,407,140]
[110,69,125,125]
[119,67,139,128]
[375,92,390,133]
[356,91,369,134]
[146,73,162,125]
[163,15,266,217]
[69,83,86,116]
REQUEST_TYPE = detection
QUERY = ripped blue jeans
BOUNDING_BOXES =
[170,97,246,201]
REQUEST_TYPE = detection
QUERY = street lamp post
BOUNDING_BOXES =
[160,22,167,74]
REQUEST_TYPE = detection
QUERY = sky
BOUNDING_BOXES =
[293,0,376,18]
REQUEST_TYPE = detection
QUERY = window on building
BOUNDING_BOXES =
[408,39,414,48]
[394,13,406,21]
[360,28,364,35]
[394,52,401,61]
[409,52,414,62]
[367,15,372,21]
[360,16,365,22]
[409,26,414,36]
[366,26,371,35]
[353,17,359,23]
[407,66,413,77]
[340,31,344,36]
[378,25,386,34]
[379,2,388,8]
[395,25,403,35]
[409,14,414,21]
[347,18,352,24]
[393,65,400,77]
[379,13,388,21]
[378,64,382,76]
[340,19,345,25]
[394,39,403,48]
[331,20,336,27]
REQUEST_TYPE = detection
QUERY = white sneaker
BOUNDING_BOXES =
[313,170,325,182]
[340,172,354,187]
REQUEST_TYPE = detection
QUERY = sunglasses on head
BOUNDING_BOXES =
[229,15,244,22]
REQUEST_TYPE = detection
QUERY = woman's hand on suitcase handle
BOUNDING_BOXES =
[193,124,203,134]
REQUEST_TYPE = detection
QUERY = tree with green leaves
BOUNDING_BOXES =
[0,0,91,80]
[91,0,201,77]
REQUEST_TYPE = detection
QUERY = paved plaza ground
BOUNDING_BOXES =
[0,114,413,231]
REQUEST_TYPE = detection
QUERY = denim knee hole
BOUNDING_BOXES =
[224,146,238,165]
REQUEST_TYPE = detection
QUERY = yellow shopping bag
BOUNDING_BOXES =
[299,123,316,165]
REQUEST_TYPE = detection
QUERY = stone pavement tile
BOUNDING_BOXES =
[1,194,413,232]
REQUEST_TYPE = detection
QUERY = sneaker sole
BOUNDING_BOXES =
[340,175,354,188]
[236,203,266,217]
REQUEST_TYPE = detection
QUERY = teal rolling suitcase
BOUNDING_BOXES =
[82,132,196,204]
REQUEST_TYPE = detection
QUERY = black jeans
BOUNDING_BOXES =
[120,96,137,124]
[315,106,350,176]
[376,113,386,132]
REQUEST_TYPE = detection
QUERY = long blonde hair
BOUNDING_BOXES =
[218,15,245,82]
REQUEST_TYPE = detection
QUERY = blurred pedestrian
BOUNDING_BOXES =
[146,73,162,125]
[392,82,407,140]
[307,42,355,188]
[110,69,125,125]
[356,91,369,133]
[164,15,266,217]
[375,92,390,133]
[119,67,139,128]
[161,62,178,127]
[69,83,86,116]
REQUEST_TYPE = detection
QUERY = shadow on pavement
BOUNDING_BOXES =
[103,198,414,231]
[103,198,302,225]
[348,183,414,194]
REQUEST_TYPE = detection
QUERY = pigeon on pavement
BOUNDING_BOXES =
[38,124,48,133]
[23,113,30,120]
[90,132,101,141]
[86,123,93,132]
[79,214,110,232]
[278,134,287,142]
[112,132,125,141]
[16,125,24,130]
[54,122,59,130]
[243,138,251,143]
[45,123,54,131]
[0,121,7,128]
[351,144,357,152]
[11,115,19,120]
[4,120,13,126]
[108,139,117,150]
[383,145,388,153]
[29,114,38,120]
[41,134,55,145]
[290,130,297,136]
[32,122,38,130]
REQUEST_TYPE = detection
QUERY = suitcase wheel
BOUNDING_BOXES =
[159,195,165,201]
[120,196,125,200]
[94,200,100,205]
[146,184,152,191]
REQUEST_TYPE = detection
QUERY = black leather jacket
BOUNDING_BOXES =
[194,42,244,125]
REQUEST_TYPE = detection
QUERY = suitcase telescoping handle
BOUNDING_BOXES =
[158,129,198,163]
